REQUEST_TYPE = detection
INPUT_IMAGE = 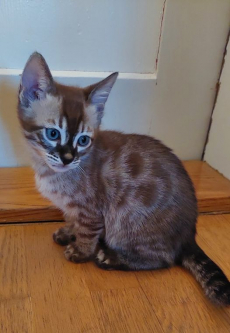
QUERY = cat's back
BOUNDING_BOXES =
[96,130,185,174]
[95,130,196,204]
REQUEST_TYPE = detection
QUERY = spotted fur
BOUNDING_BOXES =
[18,52,230,306]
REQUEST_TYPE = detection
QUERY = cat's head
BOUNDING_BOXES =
[18,52,118,172]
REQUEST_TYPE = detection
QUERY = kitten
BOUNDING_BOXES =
[18,52,230,306]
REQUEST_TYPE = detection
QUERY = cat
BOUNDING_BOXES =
[18,52,230,306]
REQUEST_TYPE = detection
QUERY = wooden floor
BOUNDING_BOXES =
[0,214,230,333]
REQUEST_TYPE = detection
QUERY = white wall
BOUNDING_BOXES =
[0,0,163,73]
[0,0,230,167]
[204,41,230,180]
[150,0,230,160]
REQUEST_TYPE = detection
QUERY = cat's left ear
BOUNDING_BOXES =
[84,72,118,126]
[19,52,54,107]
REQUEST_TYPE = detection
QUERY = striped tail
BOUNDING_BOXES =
[180,242,230,306]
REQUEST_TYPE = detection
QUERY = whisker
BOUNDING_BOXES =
[77,164,86,177]
[47,154,59,162]
[48,158,59,163]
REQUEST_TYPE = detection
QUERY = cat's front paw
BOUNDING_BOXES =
[64,245,89,263]
[53,227,76,246]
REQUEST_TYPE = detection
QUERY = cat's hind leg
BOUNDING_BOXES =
[95,239,171,271]
[94,240,132,271]
[95,247,131,271]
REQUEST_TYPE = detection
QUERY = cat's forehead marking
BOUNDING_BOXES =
[78,121,84,133]
[62,96,85,140]
[77,122,94,136]
[60,117,68,145]
[47,119,56,125]
[33,94,62,125]
[85,105,97,128]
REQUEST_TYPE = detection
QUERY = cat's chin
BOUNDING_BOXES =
[48,164,74,173]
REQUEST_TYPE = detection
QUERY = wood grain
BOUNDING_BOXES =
[1,161,230,223]
[82,260,139,292]
[0,215,230,332]
[197,214,230,278]
[0,167,63,223]
[0,225,28,299]
[184,160,230,213]
[24,223,101,333]
[0,298,33,333]
[91,288,163,333]
[0,225,33,333]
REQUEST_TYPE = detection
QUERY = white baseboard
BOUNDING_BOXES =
[0,68,156,80]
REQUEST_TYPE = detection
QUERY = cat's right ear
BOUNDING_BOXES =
[19,52,54,106]
[83,72,118,126]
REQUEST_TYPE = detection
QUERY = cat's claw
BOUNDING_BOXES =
[96,249,110,264]
[95,247,130,270]
[64,245,90,263]
[97,249,105,262]
[64,244,75,260]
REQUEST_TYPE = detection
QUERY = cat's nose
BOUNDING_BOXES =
[61,153,74,165]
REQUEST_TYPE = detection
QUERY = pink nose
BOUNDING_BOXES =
[61,153,74,165]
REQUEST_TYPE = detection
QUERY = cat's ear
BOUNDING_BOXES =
[84,72,118,126]
[19,52,54,106]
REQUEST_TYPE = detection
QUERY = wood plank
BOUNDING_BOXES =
[136,268,230,333]
[24,223,102,333]
[0,167,63,223]
[0,215,229,332]
[0,225,28,299]
[0,225,33,332]
[184,161,230,213]
[83,261,139,292]
[90,288,163,333]
[0,298,33,333]
[1,161,230,223]
[196,214,230,279]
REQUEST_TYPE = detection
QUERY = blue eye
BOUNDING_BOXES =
[46,128,60,140]
[77,135,91,147]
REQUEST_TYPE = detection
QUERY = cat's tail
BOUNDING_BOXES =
[179,242,230,306]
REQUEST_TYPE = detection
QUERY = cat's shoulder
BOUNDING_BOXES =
[96,130,172,153]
